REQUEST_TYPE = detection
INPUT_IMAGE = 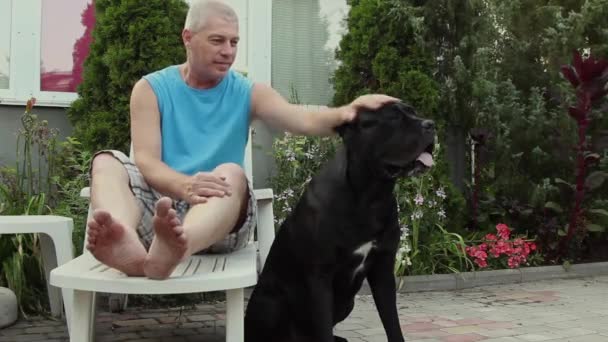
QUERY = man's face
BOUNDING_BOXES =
[184,16,239,82]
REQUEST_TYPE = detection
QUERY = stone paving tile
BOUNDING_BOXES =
[1,276,608,341]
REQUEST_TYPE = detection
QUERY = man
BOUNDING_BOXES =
[86,0,398,280]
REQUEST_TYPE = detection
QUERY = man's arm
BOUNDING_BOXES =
[129,79,189,199]
[250,83,399,136]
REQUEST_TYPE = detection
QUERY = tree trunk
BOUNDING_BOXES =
[446,125,467,193]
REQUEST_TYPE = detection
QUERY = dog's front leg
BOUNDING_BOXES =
[294,276,334,342]
[367,252,405,342]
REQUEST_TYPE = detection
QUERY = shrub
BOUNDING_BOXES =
[0,99,91,314]
[331,0,439,119]
[394,140,471,277]
[67,0,189,153]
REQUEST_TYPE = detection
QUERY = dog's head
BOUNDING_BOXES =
[335,101,435,178]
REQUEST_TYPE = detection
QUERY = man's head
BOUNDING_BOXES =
[336,102,436,178]
[182,0,239,84]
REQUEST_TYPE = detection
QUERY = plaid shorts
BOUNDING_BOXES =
[91,150,257,254]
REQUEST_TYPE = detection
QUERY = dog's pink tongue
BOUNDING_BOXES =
[417,152,434,167]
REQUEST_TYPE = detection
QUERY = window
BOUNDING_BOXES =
[40,0,94,93]
[271,0,349,106]
[0,1,12,90]
[0,0,95,107]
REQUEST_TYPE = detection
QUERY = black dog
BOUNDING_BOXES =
[245,101,435,342]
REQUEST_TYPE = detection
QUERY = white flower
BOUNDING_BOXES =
[436,188,446,199]
[438,209,446,218]
[283,189,294,198]
[411,210,423,220]
[414,193,424,205]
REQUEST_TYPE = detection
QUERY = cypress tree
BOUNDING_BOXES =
[68,0,189,153]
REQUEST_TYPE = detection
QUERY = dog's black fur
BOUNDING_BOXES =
[244,102,435,342]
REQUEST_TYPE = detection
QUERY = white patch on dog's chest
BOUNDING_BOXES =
[353,241,375,276]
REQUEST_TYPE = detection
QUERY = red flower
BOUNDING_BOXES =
[475,259,488,268]
[508,257,520,268]
[466,223,538,270]
[496,224,511,240]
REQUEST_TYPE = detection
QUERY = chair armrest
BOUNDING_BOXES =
[253,188,275,270]
[80,187,91,198]
[253,188,273,201]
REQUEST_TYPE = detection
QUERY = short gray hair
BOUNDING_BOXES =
[184,0,238,32]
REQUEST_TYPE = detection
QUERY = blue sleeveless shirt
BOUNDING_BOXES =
[143,66,252,175]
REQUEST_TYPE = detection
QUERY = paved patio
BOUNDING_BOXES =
[2,275,608,342]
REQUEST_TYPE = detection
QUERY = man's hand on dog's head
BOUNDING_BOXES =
[341,94,400,122]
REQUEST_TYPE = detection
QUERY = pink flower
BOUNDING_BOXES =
[474,250,487,260]
[466,223,538,270]
[496,223,511,240]
[508,257,520,268]
[475,259,488,268]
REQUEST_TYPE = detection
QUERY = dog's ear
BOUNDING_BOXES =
[334,122,350,137]
[334,116,359,139]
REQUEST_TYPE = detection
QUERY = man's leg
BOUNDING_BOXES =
[144,163,248,279]
[86,153,147,276]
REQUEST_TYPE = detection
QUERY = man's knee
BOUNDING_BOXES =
[214,163,248,193]
[91,153,127,179]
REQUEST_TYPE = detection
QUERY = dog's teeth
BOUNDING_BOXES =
[416,152,434,167]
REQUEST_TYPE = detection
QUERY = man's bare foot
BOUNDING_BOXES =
[144,197,188,280]
[86,210,147,276]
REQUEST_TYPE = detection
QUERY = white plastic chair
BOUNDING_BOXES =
[0,216,74,330]
[50,131,275,342]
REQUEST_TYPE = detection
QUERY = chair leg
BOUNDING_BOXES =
[51,228,75,335]
[71,290,96,342]
[40,233,62,317]
[226,288,244,342]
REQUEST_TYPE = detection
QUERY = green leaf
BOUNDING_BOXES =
[585,171,608,191]
[544,201,563,213]
[557,228,568,236]
[586,223,605,233]
[554,178,574,189]
[521,209,534,215]
[588,209,608,217]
